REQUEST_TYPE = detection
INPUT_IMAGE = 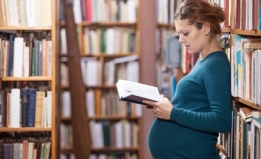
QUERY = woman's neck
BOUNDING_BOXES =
[200,38,222,60]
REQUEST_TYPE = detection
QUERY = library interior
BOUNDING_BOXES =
[0,0,260,159]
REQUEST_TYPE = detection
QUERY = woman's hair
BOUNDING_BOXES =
[173,0,225,35]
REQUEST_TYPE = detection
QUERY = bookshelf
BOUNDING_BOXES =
[58,0,144,158]
[0,0,57,158]
[212,0,261,158]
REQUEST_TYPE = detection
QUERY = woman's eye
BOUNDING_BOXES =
[183,33,188,36]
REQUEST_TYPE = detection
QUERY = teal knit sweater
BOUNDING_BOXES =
[148,51,232,159]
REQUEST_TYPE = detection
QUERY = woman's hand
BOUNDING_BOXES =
[143,94,173,120]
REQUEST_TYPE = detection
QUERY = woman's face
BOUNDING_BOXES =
[175,19,209,54]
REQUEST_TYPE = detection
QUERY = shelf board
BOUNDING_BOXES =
[0,127,51,132]
[79,22,137,27]
[61,21,137,27]
[60,53,138,58]
[1,77,52,81]
[92,147,140,152]
[233,97,261,111]
[221,27,231,33]
[231,29,261,36]
[60,85,117,89]
[157,23,175,29]
[60,147,139,153]
[0,26,51,30]
[60,116,141,121]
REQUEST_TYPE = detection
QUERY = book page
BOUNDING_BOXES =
[120,80,161,102]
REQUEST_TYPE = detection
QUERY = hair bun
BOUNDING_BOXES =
[212,3,225,23]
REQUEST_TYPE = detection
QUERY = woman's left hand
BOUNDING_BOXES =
[143,94,173,120]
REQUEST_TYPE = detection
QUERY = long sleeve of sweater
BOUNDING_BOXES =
[170,51,232,133]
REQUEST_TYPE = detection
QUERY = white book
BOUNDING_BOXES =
[47,40,52,77]
[126,61,139,82]
[47,91,52,127]
[106,28,115,54]
[41,0,51,26]
[127,0,137,23]
[62,91,71,117]
[89,154,97,159]
[115,120,123,148]
[26,0,36,27]
[116,79,161,105]
[20,0,28,26]
[13,37,24,77]
[123,120,131,148]
[23,45,29,77]
[60,28,67,55]
[73,0,82,23]
[98,154,106,159]
[34,0,42,26]
[28,142,34,159]
[86,90,95,117]
[10,88,21,128]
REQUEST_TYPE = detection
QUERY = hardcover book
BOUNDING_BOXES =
[116,79,161,105]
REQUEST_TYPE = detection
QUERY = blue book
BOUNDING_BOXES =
[27,88,37,127]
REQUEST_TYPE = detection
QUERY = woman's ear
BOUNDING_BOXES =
[203,22,211,35]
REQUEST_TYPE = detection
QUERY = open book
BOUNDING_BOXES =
[116,79,161,105]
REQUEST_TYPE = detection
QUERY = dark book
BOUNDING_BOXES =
[27,88,37,127]
[2,143,8,159]
[21,88,29,127]
[2,92,7,127]
[0,140,3,159]
[116,79,161,105]
[8,35,14,76]
[101,121,110,147]
[38,41,43,76]
[34,40,39,76]
[0,90,3,127]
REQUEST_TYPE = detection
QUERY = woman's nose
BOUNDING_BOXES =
[179,35,185,43]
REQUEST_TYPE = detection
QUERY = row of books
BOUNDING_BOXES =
[0,140,51,159]
[61,90,143,118]
[0,88,52,128]
[231,35,261,105]
[60,55,139,87]
[60,27,136,55]
[60,120,139,149]
[156,0,183,24]
[89,120,139,149]
[60,152,138,159]
[89,152,138,159]
[67,0,138,23]
[0,0,52,27]
[220,102,261,159]
[0,35,52,78]
[233,0,261,30]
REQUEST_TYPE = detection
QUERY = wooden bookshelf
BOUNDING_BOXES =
[0,0,58,158]
[57,0,143,158]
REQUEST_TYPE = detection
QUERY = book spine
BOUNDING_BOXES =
[8,35,14,76]
[27,88,36,127]
[21,88,28,127]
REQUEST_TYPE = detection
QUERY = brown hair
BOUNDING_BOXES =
[174,0,225,36]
